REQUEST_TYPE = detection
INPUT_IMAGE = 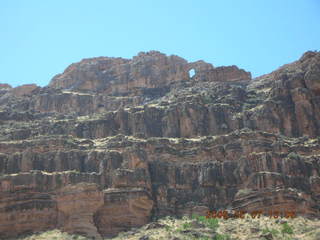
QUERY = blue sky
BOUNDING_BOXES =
[1,0,319,87]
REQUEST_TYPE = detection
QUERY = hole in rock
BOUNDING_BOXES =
[189,69,195,78]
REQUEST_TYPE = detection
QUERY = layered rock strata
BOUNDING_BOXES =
[0,50,319,239]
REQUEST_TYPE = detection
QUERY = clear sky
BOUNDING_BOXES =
[1,0,319,87]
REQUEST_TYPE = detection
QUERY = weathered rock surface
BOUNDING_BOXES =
[10,84,39,97]
[0,50,319,239]
[49,51,190,93]
[0,84,11,90]
[56,183,104,239]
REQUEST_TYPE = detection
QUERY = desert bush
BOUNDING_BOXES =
[288,152,300,160]
[262,227,280,238]
[281,222,294,236]
[192,215,219,231]
[213,233,231,240]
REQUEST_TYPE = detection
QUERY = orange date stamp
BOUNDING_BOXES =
[206,209,296,219]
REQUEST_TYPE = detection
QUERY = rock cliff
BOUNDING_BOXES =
[0,51,319,239]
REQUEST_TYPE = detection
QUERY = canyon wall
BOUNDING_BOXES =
[0,51,319,239]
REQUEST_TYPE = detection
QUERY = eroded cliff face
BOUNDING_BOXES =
[0,51,319,239]
[49,51,191,93]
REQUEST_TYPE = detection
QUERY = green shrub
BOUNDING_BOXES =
[202,95,212,104]
[213,233,231,240]
[288,152,300,160]
[182,222,191,230]
[164,225,171,232]
[196,215,207,223]
[262,227,280,237]
[195,215,219,231]
[281,223,294,236]
[198,237,210,240]
[206,218,219,231]
[191,213,200,220]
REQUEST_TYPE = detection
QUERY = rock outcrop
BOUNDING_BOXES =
[0,50,319,239]
[10,84,39,97]
[0,84,11,90]
[49,51,190,93]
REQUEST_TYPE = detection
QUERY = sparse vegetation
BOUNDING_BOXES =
[182,222,192,230]
[202,94,213,104]
[281,222,294,237]
[11,214,320,240]
[261,223,294,240]
[288,152,300,160]
[192,214,219,231]
[262,227,280,238]
[213,233,231,240]
[164,224,171,232]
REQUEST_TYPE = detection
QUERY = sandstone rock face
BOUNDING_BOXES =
[95,188,153,237]
[49,51,251,95]
[10,84,39,97]
[194,65,251,82]
[0,51,319,239]
[56,183,104,239]
[49,51,190,93]
[0,84,11,89]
